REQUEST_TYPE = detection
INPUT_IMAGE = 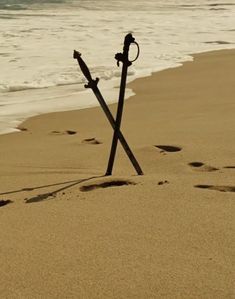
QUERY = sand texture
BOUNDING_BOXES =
[0,50,235,298]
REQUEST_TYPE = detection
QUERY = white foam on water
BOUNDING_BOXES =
[0,0,235,134]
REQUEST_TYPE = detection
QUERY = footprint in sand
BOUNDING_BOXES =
[25,192,56,204]
[82,138,102,145]
[189,162,218,172]
[50,130,77,135]
[80,180,135,192]
[155,145,182,154]
[224,166,235,169]
[0,199,13,207]
[195,185,235,193]
[65,130,77,135]
[158,180,169,186]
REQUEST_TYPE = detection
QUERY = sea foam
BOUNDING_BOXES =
[0,0,235,134]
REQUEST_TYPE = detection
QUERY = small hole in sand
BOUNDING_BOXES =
[66,130,77,135]
[82,138,102,145]
[189,162,204,167]
[189,162,218,172]
[0,199,13,207]
[195,184,235,193]
[195,184,212,189]
[80,180,135,192]
[155,145,182,152]
[50,130,77,135]
[224,166,235,169]
[158,180,169,185]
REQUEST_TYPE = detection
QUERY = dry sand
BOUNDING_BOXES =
[0,49,235,298]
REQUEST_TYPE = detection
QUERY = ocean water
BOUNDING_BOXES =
[0,0,234,134]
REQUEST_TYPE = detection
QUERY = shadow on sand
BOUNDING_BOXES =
[0,176,103,204]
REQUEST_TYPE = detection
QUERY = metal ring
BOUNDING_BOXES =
[129,41,140,63]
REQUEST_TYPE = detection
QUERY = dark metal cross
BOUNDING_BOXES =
[73,33,143,176]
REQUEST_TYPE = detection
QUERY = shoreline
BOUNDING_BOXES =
[1,49,235,298]
[1,47,235,136]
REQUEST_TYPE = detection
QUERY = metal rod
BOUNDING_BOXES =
[106,33,139,176]
[73,50,143,176]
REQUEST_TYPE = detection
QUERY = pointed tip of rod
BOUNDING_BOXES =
[73,50,81,59]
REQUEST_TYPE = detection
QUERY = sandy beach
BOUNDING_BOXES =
[0,49,235,298]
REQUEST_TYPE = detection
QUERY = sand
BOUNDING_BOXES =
[0,49,235,298]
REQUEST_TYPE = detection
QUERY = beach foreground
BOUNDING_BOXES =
[0,50,235,298]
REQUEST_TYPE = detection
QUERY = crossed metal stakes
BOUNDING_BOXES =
[73,33,143,176]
